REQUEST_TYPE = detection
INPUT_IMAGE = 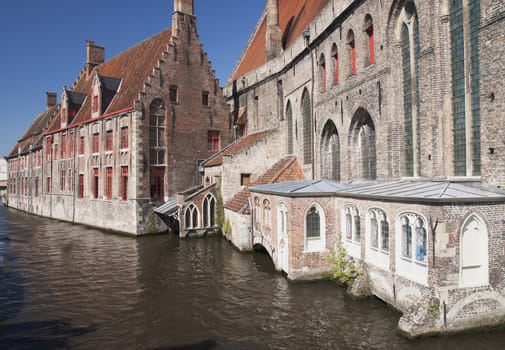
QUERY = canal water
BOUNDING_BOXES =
[1,205,504,349]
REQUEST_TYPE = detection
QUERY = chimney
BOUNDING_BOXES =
[266,0,282,60]
[86,40,105,78]
[46,92,57,109]
[174,0,194,15]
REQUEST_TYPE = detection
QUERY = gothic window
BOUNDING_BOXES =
[368,208,389,253]
[451,0,481,176]
[399,213,427,264]
[150,167,164,202]
[254,197,260,228]
[306,206,320,239]
[460,215,488,286]
[263,199,271,229]
[343,205,361,244]
[347,30,356,75]
[185,204,199,229]
[364,15,374,65]
[349,109,376,180]
[78,174,84,198]
[286,101,293,154]
[400,2,421,177]
[305,204,325,252]
[203,194,216,227]
[320,120,340,181]
[301,89,312,165]
[331,44,339,85]
[319,54,327,92]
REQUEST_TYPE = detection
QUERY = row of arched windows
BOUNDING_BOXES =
[318,14,375,93]
[298,202,487,287]
[184,194,216,230]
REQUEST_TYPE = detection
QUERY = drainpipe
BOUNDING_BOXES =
[248,197,254,249]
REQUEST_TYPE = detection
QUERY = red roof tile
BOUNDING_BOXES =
[203,130,270,167]
[48,29,172,133]
[232,0,329,80]
[224,156,305,213]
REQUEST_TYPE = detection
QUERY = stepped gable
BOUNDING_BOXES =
[203,131,270,167]
[231,0,329,80]
[224,156,304,214]
[59,29,172,128]
[8,104,59,157]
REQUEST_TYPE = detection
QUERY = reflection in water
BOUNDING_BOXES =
[1,205,505,349]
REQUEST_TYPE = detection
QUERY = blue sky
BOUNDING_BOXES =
[0,0,264,157]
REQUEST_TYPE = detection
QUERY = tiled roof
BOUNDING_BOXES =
[48,29,172,132]
[231,0,329,80]
[8,105,59,157]
[225,156,305,213]
[203,130,270,167]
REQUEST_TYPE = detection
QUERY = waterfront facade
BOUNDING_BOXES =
[193,0,505,337]
[5,0,232,234]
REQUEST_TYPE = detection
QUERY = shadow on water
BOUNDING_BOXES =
[0,320,96,350]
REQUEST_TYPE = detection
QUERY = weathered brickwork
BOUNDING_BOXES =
[6,1,231,235]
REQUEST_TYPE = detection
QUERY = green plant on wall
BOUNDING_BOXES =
[327,245,362,287]
[215,176,227,231]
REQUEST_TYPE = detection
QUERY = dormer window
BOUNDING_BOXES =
[93,95,99,114]
[92,70,121,118]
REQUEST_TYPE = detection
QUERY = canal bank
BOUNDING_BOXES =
[1,205,505,349]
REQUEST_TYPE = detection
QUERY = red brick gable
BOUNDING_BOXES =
[232,0,329,80]
[224,156,305,213]
[47,29,172,132]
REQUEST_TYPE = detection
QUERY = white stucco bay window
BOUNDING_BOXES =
[395,212,428,286]
[304,204,326,252]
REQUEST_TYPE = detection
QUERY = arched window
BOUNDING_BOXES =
[347,30,356,75]
[185,204,199,229]
[343,205,361,243]
[254,197,260,228]
[349,109,376,180]
[460,215,488,286]
[286,101,293,154]
[320,120,340,181]
[365,208,390,269]
[301,89,312,165]
[400,2,421,177]
[399,213,427,264]
[305,204,325,252]
[331,44,339,85]
[263,199,271,229]
[364,15,374,65]
[319,54,327,92]
[203,194,216,227]
[396,212,428,285]
[451,0,481,176]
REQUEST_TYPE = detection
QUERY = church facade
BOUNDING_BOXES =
[5,0,232,234]
[201,0,505,337]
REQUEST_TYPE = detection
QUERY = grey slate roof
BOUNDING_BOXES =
[154,194,178,215]
[250,180,505,203]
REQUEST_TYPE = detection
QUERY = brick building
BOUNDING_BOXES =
[5,0,232,234]
[180,0,505,337]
